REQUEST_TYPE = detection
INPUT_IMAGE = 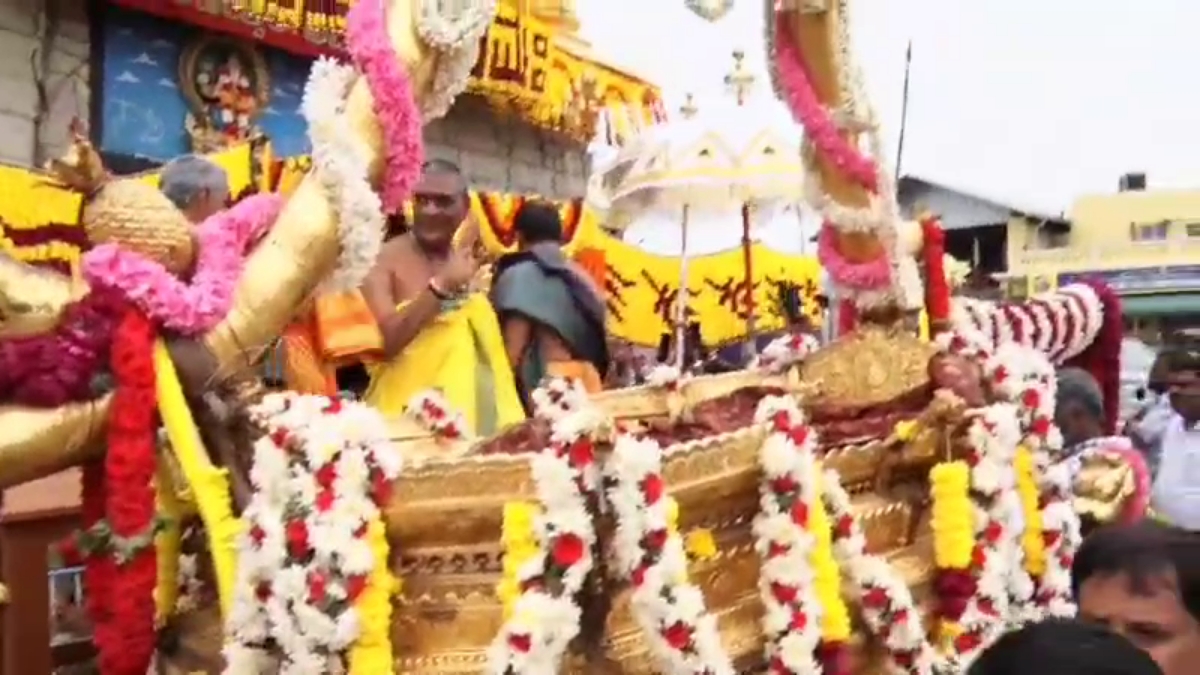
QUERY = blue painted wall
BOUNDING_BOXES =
[99,7,312,160]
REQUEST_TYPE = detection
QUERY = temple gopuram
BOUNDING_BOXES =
[0,0,662,198]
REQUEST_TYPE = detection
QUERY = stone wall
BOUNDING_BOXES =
[0,0,89,168]
[425,95,589,200]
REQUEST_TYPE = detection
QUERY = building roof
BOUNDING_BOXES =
[899,175,1066,227]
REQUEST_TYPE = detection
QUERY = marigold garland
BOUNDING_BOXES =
[930,462,973,570]
[347,518,397,674]
[810,470,851,643]
[497,501,541,619]
[153,458,185,624]
[1013,447,1046,578]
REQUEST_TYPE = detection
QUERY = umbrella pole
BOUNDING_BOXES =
[741,202,757,360]
[676,204,691,371]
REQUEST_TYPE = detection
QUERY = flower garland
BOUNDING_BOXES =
[753,395,847,674]
[345,0,425,214]
[768,3,923,310]
[486,379,602,674]
[415,0,495,121]
[406,389,471,440]
[929,460,974,648]
[605,430,734,674]
[224,393,402,673]
[0,285,125,407]
[1013,447,1045,579]
[755,332,821,372]
[1034,460,1081,618]
[301,57,387,292]
[80,193,281,336]
[821,469,943,674]
[809,469,851,674]
[87,306,159,674]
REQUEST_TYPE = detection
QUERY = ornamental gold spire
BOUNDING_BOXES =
[724,50,756,106]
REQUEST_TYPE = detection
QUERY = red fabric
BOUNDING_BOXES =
[1064,279,1123,434]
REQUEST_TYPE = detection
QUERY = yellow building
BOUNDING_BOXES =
[1006,182,1200,342]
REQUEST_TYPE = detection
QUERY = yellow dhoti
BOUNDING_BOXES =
[365,294,525,435]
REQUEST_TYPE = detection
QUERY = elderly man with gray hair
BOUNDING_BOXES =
[1056,367,1150,525]
[159,154,230,224]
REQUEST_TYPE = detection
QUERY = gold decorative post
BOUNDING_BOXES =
[724,49,756,106]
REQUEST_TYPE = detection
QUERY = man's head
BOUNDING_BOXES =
[412,159,468,253]
[1168,347,1200,424]
[1072,521,1200,675]
[513,200,563,250]
[160,155,229,224]
[1149,349,1177,396]
[967,618,1162,675]
[1056,367,1105,447]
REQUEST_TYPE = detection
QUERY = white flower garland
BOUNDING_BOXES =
[645,363,684,389]
[486,380,603,673]
[405,389,471,440]
[416,0,496,121]
[821,469,945,674]
[223,393,402,674]
[301,58,387,292]
[754,333,820,372]
[753,396,824,674]
[606,431,734,674]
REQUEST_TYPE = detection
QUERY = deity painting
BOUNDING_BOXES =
[179,36,270,152]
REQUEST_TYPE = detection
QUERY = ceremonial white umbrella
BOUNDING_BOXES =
[594,52,806,366]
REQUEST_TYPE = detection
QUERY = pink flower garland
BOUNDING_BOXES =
[346,0,425,214]
[81,193,282,336]
[816,222,891,291]
[771,18,878,192]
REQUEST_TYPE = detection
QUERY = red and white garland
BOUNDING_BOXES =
[224,394,402,674]
[956,402,1023,657]
[606,430,734,674]
[754,333,821,372]
[486,379,602,673]
[1034,459,1082,618]
[753,395,824,673]
[821,469,944,674]
[406,389,471,440]
[951,284,1103,364]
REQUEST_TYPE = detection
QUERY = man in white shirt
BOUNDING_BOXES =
[1152,350,1200,530]
[1131,351,1178,476]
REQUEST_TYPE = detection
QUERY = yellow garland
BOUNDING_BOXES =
[930,461,973,570]
[497,502,541,619]
[1014,446,1046,577]
[153,460,184,625]
[810,469,852,642]
[347,518,397,674]
[153,341,242,617]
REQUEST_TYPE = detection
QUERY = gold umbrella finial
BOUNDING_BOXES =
[680,93,699,119]
[724,49,756,105]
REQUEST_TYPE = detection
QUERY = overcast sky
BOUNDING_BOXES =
[577,0,1200,215]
